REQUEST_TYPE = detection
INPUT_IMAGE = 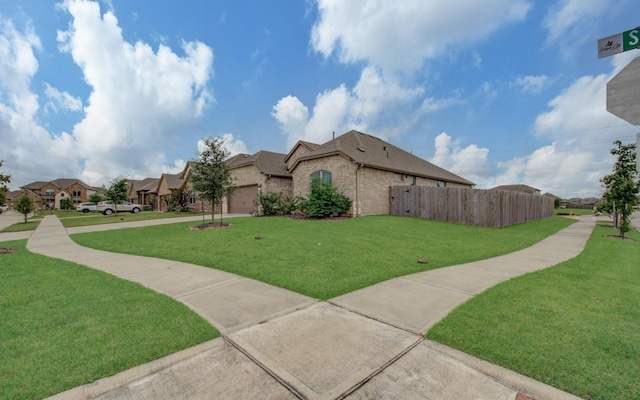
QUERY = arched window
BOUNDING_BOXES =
[311,170,332,184]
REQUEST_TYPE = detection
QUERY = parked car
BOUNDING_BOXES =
[0,204,8,212]
[97,201,142,215]
[76,202,98,213]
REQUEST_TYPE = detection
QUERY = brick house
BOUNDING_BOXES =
[225,151,293,214]
[9,178,100,209]
[224,130,474,216]
[491,184,541,196]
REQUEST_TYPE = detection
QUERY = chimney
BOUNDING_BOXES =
[332,131,335,140]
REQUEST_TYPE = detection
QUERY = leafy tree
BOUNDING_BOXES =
[60,197,74,210]
[15,195,34,223]
[600,140,640,239]
[303,180,352,218]
[164,185,191,212]
[0,160,10,210]
[189,137,235,225]
[104,177,129,214]
[88,193,103,203]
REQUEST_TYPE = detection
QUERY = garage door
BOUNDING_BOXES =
[228,185,258,214]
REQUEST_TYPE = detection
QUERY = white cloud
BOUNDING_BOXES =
[221,133,249,156]
[311,0,531,74]
[432,53,638,198]
[272,67,439,147]
[0,17,81,188]
[276,1,528,151]
[44,83,82,112]
[56,0,214,184]
[195,133,248,158]
[543,0,617,45]
[511,75,550,94]
[430,132,491,185]
[0,1,215,189]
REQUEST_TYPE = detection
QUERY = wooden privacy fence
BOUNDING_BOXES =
[389,186,555,228]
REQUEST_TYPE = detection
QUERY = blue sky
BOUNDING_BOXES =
[1,0,638,198]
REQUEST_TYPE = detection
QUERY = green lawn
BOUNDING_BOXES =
[0,240,219,400]
[428,224,640,400]
[71,215,574,300]
[0,211,201,232]
[555,207,595,216]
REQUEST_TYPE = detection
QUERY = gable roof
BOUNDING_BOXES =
[136,178,160,192]
[289,130,474,186]
[21,178,92,191]
[492,184,540,195]
[160,173,183,190]
[284,140,323,163]
[21,181,54,190]
[227,150,290,177]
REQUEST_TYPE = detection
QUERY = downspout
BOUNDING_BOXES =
[355,163,363,217]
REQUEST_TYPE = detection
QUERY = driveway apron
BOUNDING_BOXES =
[20,215,592,400]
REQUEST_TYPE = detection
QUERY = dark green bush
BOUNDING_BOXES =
[255,191,305,216]
[255,191,284,216]
[304,180,352,218]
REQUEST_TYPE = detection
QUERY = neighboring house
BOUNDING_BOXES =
[562,197,601,209]
[491,184,541,196]
[284,130,474,215]
[542,192,561,207]
[17,178,96,209]
[5,189,40,210]
[225,151,293,214]
[157,173,184,211]
[128,178,159,209]
[224,130,474,216]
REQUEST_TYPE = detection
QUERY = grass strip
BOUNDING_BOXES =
[427,224,640,400]
[0,211,201,232]
[71,215,574,300]
[0,240,219,400]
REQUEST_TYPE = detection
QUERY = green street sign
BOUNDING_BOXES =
[598,27,640,58]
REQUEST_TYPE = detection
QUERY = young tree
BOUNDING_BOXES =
[0,160,11,210]
[15,195,34,223]
[600,140,640,239]
[88,193,103,203]
[104,177,129,214]
[60,197,74,210]
[189,137,235,225]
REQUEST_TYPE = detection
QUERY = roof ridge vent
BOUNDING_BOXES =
[357,146,365,152]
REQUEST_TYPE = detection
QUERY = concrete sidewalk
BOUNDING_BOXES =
[18,215,594,400]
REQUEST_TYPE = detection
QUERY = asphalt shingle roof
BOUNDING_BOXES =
[227,150,290,177]
[290,130,474,186]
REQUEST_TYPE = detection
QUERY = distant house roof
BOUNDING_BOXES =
[289,130,474,186]
[161,173,183,190]
[227,150,290,178]
[136,178,160,193]
[21,178,92,191]
[20,181,52,190]
[51,178,92,190]
[492,184,541,195]
[542,192,561,200]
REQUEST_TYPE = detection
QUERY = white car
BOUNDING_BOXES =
[0,204,8,212]
[76,202,98,213]
[97,201,142,215]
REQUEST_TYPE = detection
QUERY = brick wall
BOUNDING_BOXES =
[231,165,263,187]
[291,155,357,200]
[286,144,314,170]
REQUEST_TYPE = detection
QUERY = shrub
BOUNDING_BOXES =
[254,191,305,216]
[304,180,352,218]
[255,191,284,216]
